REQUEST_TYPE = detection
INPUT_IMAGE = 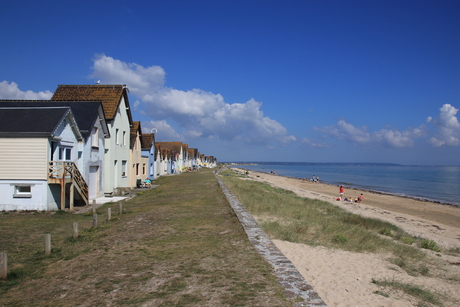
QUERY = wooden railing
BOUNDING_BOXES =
[48,161,89,208]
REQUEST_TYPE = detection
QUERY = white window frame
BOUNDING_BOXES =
[116,129,120,145]
[58,147,72,161]
[12,184,33,198]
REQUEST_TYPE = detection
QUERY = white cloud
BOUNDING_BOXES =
[90,54,295,146]
[142,120,184,141]
[300,137,331,148]
[426,104,460,146]
[316,120,426,148]
[0,81,53,100]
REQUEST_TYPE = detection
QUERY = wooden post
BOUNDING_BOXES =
[69,183,74,211]
[45,234,51,255]
[60,178,66,210]
[92,199,97,214]
[118,202,123,215]
[93,214,98,228]
[107,208,112,221]
[0,252,7,280]
[73,222,79,239]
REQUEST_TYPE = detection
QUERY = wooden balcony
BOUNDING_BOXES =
[48,161,89,210]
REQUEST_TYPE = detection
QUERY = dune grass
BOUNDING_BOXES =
[220,169,460,306]
[221,170,423,256]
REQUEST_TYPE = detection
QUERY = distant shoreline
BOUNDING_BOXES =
[229,167,460,246]
[229,164,460,208]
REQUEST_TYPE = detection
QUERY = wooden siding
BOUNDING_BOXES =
[0,138,48,180]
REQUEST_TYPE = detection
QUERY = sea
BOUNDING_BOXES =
[230,162,460,207]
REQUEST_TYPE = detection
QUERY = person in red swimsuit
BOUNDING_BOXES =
[339,185,344,200]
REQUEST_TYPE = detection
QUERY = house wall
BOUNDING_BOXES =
[129,133,145,188]
[0,138,48,180]
[77,115,106,200]
[0,180,50,211]
[0,114,81,211]
[104,96,131,195]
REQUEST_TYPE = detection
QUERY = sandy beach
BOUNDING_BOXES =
[233,168,460,306]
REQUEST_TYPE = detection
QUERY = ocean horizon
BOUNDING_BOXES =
[228,162,460,207]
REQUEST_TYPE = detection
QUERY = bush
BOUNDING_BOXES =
[332,234,348,244]
[419,240,441,252]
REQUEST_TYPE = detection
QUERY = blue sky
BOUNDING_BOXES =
[1,0,460,165]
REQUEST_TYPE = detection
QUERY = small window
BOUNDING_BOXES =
[58,147,72,161]
[116,129,120,145]
[121,160,127,177]
[123,131,126,146]
[13,185,32,198]
[91,127,99,148]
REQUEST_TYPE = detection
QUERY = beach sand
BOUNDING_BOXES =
[233,168,460,306]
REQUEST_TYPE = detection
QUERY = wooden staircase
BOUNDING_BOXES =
[48,161,89,210]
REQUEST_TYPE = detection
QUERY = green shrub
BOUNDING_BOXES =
[332,234,348,244]
[419,240,441,252]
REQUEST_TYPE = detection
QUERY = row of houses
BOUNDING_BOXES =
[0,84,217,211]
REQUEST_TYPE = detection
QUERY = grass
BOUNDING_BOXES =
[220,168,460,305]
[372,279,443,306]
[0,168,292,306]
[221,170,424,256]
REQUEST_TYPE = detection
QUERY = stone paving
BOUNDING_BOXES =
[216,175,328,307]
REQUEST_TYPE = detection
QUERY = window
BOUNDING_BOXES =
[143,163,146,175]
[91,127,98,147]
[123,131,126,146]
[136,163,139,175]
[58,147,72,161]
[13,185,32,198]
[116,129,120,145]
[121,160,127,177]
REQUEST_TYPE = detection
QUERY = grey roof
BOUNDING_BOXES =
[0,106,74,136]
[0,100,107,137]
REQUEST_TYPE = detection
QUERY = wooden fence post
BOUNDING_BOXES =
[45,234,51,255]
[73,222,79,239]
[118,202,123,215]
[92,199,97,214]
[0,252,7,280]
[93,214,98,228]
[107,208,112,221]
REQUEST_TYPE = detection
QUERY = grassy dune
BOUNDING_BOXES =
[220,169,460,306]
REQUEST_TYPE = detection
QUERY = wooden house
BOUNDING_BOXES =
[0,106,86,210]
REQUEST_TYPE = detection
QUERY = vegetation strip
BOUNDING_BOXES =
[216,174,327,307]
[0,169,295,306]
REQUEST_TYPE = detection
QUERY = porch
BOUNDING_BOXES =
[48,161,89,210]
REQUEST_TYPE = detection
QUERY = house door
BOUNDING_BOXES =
[89,166,99,199]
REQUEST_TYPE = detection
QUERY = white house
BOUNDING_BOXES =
[0,106,85,211]
[52,85,134,196]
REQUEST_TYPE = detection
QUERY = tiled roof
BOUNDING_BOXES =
[51,85,132,123]
[0,100,104,137]
[156,142,182,154]
[130,121,143,149]
[141,133,154,150]
[0,106,78,138]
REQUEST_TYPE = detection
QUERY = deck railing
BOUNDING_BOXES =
[48,161,89,207]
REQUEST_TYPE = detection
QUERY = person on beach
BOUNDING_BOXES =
[357,193,364,202]
[339,185,344,200]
